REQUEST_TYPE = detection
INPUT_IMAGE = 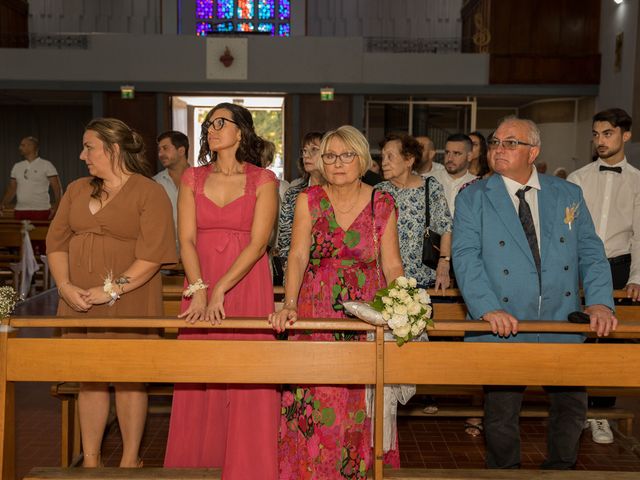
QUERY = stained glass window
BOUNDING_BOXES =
[195,1,290,37]
[258,23,274,34]
[217,0,234,19]
[237,0,254,19]
[279,0,290,20]
[258,0,274,20]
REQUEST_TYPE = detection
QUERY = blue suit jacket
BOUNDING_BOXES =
[452,173,614,343]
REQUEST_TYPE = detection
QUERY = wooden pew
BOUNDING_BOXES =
[3,318,640,479]
[0,219,50,293]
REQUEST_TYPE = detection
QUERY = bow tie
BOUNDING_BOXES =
[599,165,622,173]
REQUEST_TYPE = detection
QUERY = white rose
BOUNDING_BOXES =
[408,301,421,316]
[417,319,427,330]
[411,322,423,336]
[382,296,393,305]
[388,313,408,329]
[393,323,411,338]
[418,289,430,305]
[424,305,433,318]
[408,277,417,288]
[393,304,408,315]
[398,289,410,301]
[384,305,395,315]
[396,276,408,288]
[382,311,391,321]
[389,288,400,298]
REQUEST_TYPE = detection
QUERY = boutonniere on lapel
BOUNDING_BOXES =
[564,202,579,230]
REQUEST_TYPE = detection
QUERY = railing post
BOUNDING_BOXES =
[374,325,384,480]
[0,318,16,480]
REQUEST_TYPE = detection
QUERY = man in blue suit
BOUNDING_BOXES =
[452,116,618,469]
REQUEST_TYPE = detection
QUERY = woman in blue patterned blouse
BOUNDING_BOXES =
[377,133,453,290]
[275,131,324,263]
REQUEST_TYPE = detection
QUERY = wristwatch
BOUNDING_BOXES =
[439,256,451,261]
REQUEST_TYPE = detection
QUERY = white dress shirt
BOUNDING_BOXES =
[153,169,178,230]
[501,167,542,250]
[567,157,640,284]
[431,169,478,217]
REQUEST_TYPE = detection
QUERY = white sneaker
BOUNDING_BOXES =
[588,419,614,444]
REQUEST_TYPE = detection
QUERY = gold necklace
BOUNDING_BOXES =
[329,182,361,214]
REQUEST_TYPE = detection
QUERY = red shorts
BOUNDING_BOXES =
[14,210,51,221]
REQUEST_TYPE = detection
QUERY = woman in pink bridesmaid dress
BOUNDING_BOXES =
[164,103,280,480]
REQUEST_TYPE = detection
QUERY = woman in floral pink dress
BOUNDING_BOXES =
[270,125,405,479]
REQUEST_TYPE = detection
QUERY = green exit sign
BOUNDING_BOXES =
[120,85,135,99]
[320,87,334,101]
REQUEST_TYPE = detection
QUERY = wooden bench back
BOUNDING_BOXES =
[3,316,640,479]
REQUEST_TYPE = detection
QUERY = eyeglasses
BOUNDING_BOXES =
[300,146,320,157]
[321,151,358,165]
[202,117,239,132]
[488,138,536,150]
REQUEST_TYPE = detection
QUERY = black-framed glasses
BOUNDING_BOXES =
[488,138,536,150]
[321,151,358,165]
[202,117,239,132]
[300,146,320,157]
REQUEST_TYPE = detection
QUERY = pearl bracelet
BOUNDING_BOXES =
[183,278,208,298]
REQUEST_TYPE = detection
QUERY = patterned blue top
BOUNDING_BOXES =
[276,179,309,259]
[378,177,453,287]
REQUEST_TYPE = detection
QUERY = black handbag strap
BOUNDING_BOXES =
[424,177,431,230]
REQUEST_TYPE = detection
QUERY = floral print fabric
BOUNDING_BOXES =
[377,177,453,288]
[279,185,400,479]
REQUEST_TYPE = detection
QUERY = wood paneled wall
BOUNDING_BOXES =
[462,0,601,84]
[284,94,351,180]
[104,93,171,175]
[0,0,28,47]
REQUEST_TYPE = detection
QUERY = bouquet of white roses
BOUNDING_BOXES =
[370,276,433,346]
[0,286,19,319]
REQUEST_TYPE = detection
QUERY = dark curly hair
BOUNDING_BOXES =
[85,117,150,200]
[379,133,423,169]
[197,102,264,166]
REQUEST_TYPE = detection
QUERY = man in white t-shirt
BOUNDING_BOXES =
[415,135,445,177]
[431,133,478,216]
[1,136,62,220]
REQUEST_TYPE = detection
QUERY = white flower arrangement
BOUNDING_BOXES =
[0,286,20,319]
[370,276,433,346]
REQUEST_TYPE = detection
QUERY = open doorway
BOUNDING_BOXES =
[172,95,286,179]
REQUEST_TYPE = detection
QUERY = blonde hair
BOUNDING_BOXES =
[317,125,372,177]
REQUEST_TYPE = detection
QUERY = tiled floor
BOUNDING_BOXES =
[12,384,640,479]
[9,290,640,478]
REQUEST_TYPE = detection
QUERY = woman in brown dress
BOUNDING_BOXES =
[46,118,177,467]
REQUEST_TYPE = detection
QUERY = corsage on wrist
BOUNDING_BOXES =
[183,278,208,298]
[103,276,120,306]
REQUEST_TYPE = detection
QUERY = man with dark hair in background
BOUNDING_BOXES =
[432,133,477,216]
[154,130,190,234]
[415,135,445,177]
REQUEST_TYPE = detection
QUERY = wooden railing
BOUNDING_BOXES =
[2,315,640,479]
